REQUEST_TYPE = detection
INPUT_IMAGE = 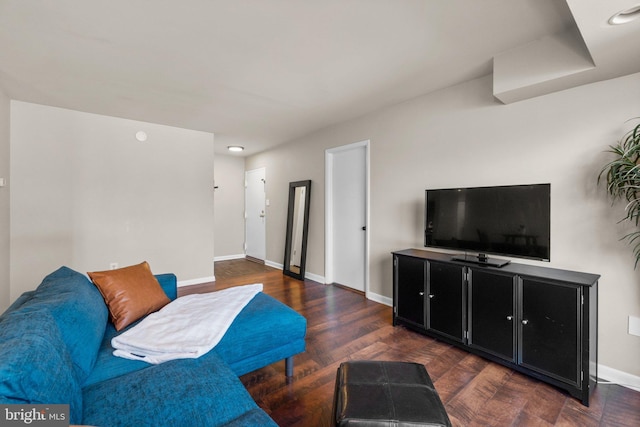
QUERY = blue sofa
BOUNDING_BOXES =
[0,267,307,426]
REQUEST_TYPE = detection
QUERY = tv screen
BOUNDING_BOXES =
[425,184,550,262]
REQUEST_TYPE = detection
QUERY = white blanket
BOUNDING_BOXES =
[111,283,263,364]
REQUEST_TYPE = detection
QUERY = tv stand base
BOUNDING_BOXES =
[392,249,599,407]
[452,254,510,268]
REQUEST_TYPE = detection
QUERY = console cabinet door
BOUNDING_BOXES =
[468,269,516,362]
[519,277,581,386]
[395,255,426,328]
[427,261,465,342]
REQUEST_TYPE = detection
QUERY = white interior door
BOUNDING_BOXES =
[245,168,266,261]
[326,141,368,292]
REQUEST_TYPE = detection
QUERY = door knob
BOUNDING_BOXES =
[521,319,529,325]
[418,291,424,296]
[428,294,435,299]
[506,315,513,321]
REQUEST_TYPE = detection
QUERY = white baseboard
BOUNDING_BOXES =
[265,259,282,270]
[177,276,215,288]
[366,291,392,307]
[305,271,325,283]
[214,254,246,262]
[264,260,326,284]
[598,364,640,392]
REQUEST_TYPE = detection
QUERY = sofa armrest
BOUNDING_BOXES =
[155,274,177,301]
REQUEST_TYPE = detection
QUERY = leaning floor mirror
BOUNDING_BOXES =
[283,180,311,280]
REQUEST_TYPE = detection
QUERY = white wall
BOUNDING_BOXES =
[10,102,215,300]
[0,90,9,312]
[247,72,640,378]
[246,141,326,276]
[213,154,246,259]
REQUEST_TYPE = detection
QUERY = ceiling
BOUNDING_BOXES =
[1,1,639,155]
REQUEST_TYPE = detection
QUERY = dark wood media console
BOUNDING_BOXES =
[392,249,599,406]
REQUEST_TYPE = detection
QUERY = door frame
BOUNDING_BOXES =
[325,140,370,296]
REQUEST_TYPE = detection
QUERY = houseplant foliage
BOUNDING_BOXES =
[599,118,640,267]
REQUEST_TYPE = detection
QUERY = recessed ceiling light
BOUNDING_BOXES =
[608,4,640,25]
[227,146,244,152]
[135,131,148,142]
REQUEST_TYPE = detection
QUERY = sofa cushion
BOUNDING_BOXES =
[88,261,171,331]
[155,273,178,301]
[83,322,150,387]
[18,267,108,382]
[82,352,271,427]
[0,309,83,425]
[214,292,307,376]
[83,273,178,387]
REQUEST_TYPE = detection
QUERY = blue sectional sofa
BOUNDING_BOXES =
[0,267,307,426]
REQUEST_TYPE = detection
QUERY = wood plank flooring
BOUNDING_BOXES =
[180,259,640,427]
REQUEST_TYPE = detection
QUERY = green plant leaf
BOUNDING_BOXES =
[600,118,640,268]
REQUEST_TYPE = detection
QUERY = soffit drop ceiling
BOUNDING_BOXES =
[0,1,638,155]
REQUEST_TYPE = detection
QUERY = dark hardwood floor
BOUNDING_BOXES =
[180,259,640,427]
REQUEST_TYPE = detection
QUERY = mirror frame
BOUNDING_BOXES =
[283,180,311,280]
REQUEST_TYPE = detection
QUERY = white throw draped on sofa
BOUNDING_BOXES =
[111,283,263,364]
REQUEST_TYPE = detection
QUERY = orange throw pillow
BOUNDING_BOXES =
[88,261,171,331]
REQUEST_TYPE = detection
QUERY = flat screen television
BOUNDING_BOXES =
[425,184,550,266]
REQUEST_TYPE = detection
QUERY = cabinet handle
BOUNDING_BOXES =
[428,294,435,299]
[506,315,513,321]
[418,291,424,296]
[521,319,529,325]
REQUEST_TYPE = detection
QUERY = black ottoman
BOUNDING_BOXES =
[333,361,451,427]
